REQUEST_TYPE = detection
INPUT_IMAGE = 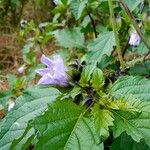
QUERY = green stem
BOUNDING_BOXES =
[119,0,150,60]
[108,0,125,68]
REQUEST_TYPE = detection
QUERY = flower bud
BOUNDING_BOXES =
[129,31,141,46]
[18,65,25,74]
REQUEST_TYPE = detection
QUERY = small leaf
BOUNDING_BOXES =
[91,68,105,90]
[79,65,96,87]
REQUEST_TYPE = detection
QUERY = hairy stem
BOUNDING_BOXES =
[119,0,150,60]
[108,0,125,68]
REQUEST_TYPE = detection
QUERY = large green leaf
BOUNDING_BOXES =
[87,32,115,64]
[110,76,150,101]
[54,27,85,49]
[112,109,150,146]
[92,104,114,141]
[32,101,104,150]
[0,87,60,150]
[111,96,150,146]
[112,132,150,150]
[110,78,150,146]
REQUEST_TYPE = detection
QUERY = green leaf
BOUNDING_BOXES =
[32,101,104,150]
[112,132,150,150]
[11,126,35,150]
[91,68,105,90]
[111,94,150,146]
[112,109,150,146]
[79,64,96,87]
[110,76,150,101]
[92,104,114,141]
[0,87,60,150]
[100,0,143,11]
[124,0,143,11]
[54,27,85,49]
[137,42,149,55]
[87,32,115,64]
[129,61,150,76]
[70,0,87,20]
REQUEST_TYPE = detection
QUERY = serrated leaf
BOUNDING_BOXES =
[91,68,105,90]
[32,101,104,150]
[110,80,150,147]
[112,132,150,150]
[92,104,114,141]
[87,32,115,64]
[0,87,60,150]
[110,94,150,147]
[110,76,150,101]
[112,109,150,146]
[54,27,85,49]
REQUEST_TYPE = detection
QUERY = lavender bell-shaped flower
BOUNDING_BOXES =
[36,54,68,86]
[129,31,141,46]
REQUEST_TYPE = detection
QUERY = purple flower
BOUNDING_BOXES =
[129,31,141,46]
[36,54,68,86]
[18,65,25,74]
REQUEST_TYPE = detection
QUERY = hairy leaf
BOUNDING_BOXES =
[110,76,150,101]
[112,109,150,146]
[87,32,115,64]
[0,87,60,150]
[32,101,104,150]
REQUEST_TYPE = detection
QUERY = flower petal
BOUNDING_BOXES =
[38,74,54,85]
[53,55,68,73]
[41,54,53,68]
[36,68,51,76]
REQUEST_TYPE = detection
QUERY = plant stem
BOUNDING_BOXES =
[85,5,97,38]
[108,0,125,68]
[119,0,150,60]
